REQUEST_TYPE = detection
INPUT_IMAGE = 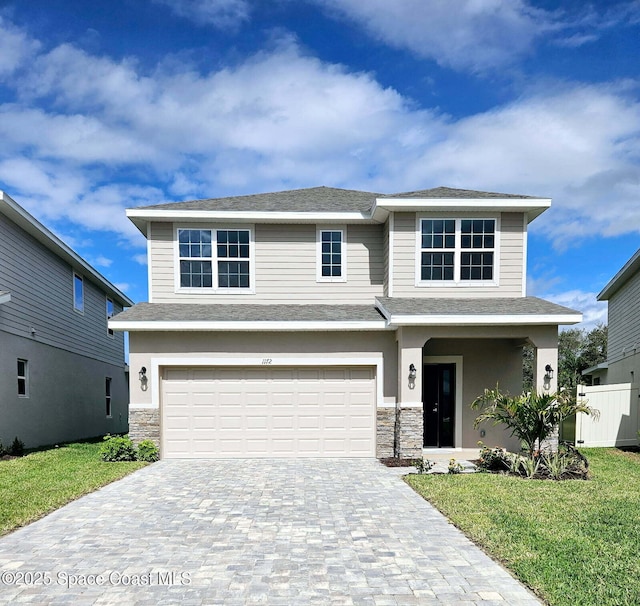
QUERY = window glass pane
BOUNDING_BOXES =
[322,266,331,277]
[18,378,26,396]
[218,261,250,288]
[180,260,212,288]
[421,252,454,280]
[422,220,454,250]
[74,274,84,311]
[461,251,493,281]
[485,235,494,248]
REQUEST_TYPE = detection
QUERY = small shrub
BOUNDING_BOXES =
[0,440,5,456]
[413,458,434,474]
[448,458,463,474]
[476,442,511,472]
[8,437,24,456]
[137,440,159,462]
[100,434,136,462]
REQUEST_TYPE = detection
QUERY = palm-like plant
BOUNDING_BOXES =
[471,386,599,458]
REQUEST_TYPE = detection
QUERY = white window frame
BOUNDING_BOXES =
[174,225,255,294]
[106,297,114,337]
[73,272,84,312]
[415,216,500,287]
[105,377,112,417]
[316,226,347,283]
[17,359,29,398]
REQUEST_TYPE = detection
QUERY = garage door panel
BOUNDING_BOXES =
[162,365,375,458]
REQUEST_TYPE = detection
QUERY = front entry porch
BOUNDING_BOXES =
[394,325,560,458]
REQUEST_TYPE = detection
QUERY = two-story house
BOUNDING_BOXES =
[0,192,133,449]
[111,186,581,459]
[594,248,640,385]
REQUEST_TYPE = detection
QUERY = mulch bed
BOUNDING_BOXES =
[379,457,416,467]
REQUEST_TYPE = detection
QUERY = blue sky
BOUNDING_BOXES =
[1,0,639,328]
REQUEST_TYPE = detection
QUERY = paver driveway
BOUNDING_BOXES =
[0,459,540,605]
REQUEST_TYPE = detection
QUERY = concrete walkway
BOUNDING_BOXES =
[0,459,540,605]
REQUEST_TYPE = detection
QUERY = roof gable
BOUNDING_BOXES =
[598,247,640,300]
[0,192,133,307]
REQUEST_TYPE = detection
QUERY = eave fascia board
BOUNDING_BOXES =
[385,313,583,327]
[126,208,381,229]
[597,248,640,301]
[373,197,551,222]
[0,192,134,307]
[109,320,390,332]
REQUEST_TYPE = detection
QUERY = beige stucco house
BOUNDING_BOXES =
[0,192,133,448]
[111,186,581,459]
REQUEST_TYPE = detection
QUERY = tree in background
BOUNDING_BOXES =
[523,324,608,393]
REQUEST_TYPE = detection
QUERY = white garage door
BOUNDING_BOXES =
[161,366,376,458]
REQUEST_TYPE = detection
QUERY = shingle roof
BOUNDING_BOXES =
[111,302,385,323]
[381,187,538,199]
[376,297,579,317]
[133,185,542,213]
[111,298,581,329]
[135,187,381,213]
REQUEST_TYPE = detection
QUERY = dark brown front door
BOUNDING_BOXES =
[423,363,455,447]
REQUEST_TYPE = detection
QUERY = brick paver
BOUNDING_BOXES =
[0,459,541,604]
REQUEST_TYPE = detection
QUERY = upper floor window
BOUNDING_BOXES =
[73,273,84,312]
[177,228,252,290]
[418,218,497,284]
[17,359,28,397]
[179,229,213,288]
[106,297,114,337]
[217,230,250,288]
[317,228,346,282]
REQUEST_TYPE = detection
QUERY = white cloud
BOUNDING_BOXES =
[0,16,40,78]
[133,254,148,266]
[544,290,608,331]
[151,0,250,28]
[310,0,550,73]
[0,17,638,255]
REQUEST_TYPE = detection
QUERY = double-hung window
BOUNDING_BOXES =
[177,228,252,290]
[73,273,84,312]
[217,229,250,288]
[17,359,28,397]
[419,218,497,284]
[317,228,346,282]
[105,377,112,417]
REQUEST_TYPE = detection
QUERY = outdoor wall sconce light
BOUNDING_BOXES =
[408,363,417,390]
[545,364,554,379]
[139,366,148,392]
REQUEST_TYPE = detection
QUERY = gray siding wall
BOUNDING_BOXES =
[607,269,640,384]
[0,331,128,448]
[391,211,525,298]
[0,214,125,366]
[150,222,385,303]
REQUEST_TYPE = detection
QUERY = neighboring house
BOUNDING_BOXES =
[111,186,581,459]
[575,248,640,447]
[0,192,133,449]
[597,248,640,386]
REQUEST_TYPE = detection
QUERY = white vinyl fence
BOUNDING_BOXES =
[575,383,640,447]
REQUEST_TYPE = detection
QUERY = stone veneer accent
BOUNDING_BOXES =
[129,408,160,447]
[397,407,423,459]
[376,408,395,458]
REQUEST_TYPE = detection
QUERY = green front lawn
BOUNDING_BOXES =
[0,440,147,536]
[406,448,640,606]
